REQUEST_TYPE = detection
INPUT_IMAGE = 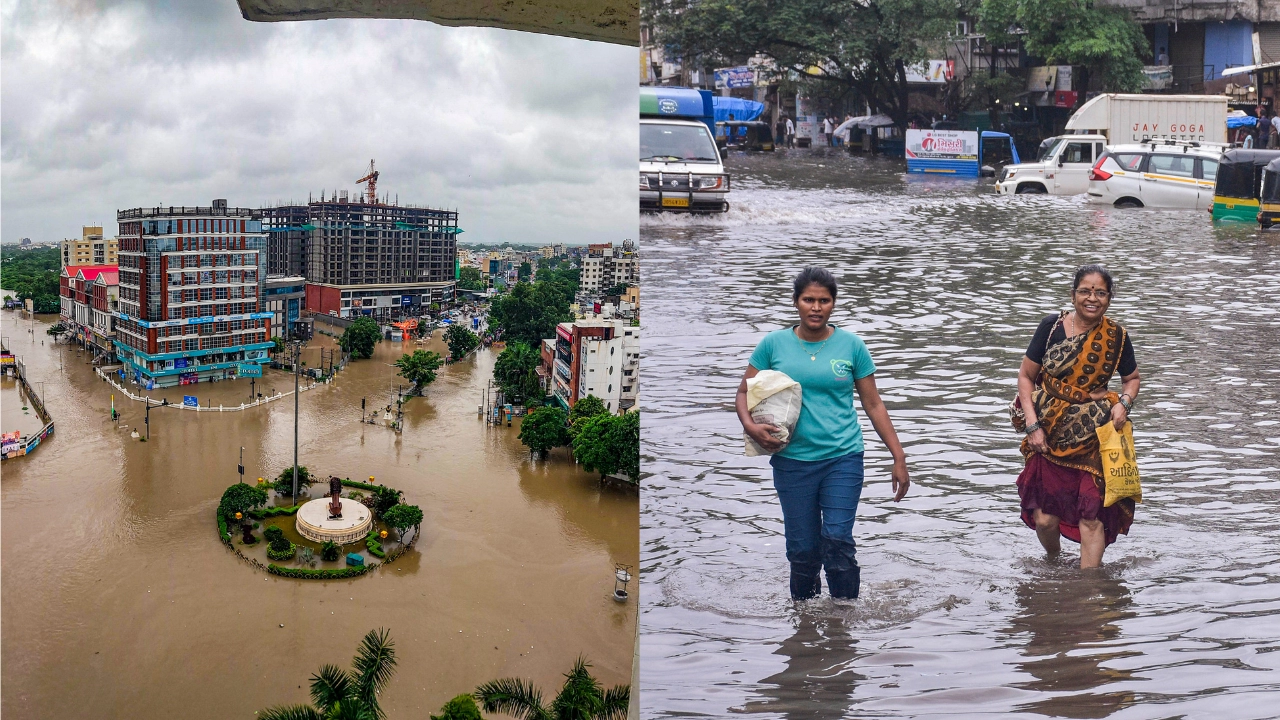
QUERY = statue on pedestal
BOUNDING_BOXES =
[327,476,343,519]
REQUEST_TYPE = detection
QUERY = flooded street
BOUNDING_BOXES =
[640,149,1280,717]
[1,313,637,719]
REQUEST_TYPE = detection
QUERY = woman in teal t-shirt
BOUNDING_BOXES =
[735,267,910,601]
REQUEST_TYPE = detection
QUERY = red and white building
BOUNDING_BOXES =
[545,319,638,413]
[59,265,120,362]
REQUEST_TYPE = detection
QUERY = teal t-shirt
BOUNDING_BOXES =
[749,326,876,461]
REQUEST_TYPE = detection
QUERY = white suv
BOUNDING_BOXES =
[1086,142,1221,209]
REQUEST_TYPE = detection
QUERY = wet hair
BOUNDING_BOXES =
[1072,264,1114,295]
[792,267,838,301]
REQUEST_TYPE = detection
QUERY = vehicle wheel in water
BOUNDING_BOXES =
[1114,198,1143,209]
[1015,184,1047,194]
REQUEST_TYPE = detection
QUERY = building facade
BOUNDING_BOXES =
[579,241,638,293]
[114,201,272,388]
[548,319,639,413]
[267,196,458,320]
[59,264,118,361]
[61,226,118,268]
[263,275,306,339]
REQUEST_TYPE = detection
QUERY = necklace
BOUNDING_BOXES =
[1069,311,1099,338]
[796,326,832,361]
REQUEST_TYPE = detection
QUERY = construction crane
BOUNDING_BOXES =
[356,160,379,205]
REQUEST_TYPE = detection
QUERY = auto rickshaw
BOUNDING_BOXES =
[1212,149,1280,222]
[715,120,775,151]
[1258,156,1280,229]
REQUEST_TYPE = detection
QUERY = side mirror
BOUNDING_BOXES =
[1057,157,1065,168]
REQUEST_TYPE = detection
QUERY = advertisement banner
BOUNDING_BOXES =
[714,66,755,89]
[905,129,981,176]
[237,363,262,378]
[179,372,198,386]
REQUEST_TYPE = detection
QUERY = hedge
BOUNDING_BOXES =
[340,478,383,492]
[366,532,386,559]
[267,542,297,561]
[267,563,375,580]
[217,511,232,545]
[249,504,303,519]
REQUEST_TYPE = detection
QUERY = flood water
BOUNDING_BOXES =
[1,312,637,719]
[640,149,1280,718]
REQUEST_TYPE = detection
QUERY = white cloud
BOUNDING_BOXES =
[1,0,638,246]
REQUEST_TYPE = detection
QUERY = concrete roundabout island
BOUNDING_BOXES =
[295,497,372,545]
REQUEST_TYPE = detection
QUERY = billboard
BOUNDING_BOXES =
[905,129,980,176]
[714,66,755,89]
[237,363,263,378]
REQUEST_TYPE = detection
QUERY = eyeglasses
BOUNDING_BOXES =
[1074,288,1111,299]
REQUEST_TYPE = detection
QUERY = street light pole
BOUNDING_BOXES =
[238,446,245,485]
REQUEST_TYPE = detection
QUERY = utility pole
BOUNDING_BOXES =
[292,339,300,498]
[238,446,245,485]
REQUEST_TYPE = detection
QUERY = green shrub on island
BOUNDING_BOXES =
[297,546,316,567]
[381,504,424,543]
[366,531,386,559]
[249,504,302,519]
[217,512,231,543]
[272,466,313,496]
[320,541,341,562]
[371,485,403,516]
[267,542,297,561]
[219,482,268,521]
[339,477,383,492]
[241,532,259,545]
[432,694,484,720]
[267,563,371,580]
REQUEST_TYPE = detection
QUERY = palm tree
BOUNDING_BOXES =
[259,628,397,720]
[475,657,628,720]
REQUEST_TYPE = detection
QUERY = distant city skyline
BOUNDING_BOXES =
[1,1,637,248]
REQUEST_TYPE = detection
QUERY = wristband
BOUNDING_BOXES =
[1119,394,1133,412]
[1024,422,1041,435]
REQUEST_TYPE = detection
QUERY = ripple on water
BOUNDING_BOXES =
[640,150,1280,719]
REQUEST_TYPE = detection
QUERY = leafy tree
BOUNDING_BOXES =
[475,656,628,720]
[339,317,382,359]
[218,482,268,521]
[602,283,630,297]
[518,261,532,280]
[320,541,341,562]
[395,349,444,395]
[270,336,286,355]
[445,324,481,361]
[371,486,403,517]
[647,0,961,128]
[494,342,543,406]
[0,246,61,312]
[978,0,1148,108]
[273,465,313,496]
[488,281,573,347]
[433,695,484,720]
[46,322,69,337]
[572,412,639,484]
[568,395,608,437]
[519,406,571,458]
[259,628,397,720]
[458,265,487,291]
[381,503,424,543]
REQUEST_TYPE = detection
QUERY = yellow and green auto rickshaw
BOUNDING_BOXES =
[1258,156,1280,229]
[1212,149,1280,222]
[715,120,775,152]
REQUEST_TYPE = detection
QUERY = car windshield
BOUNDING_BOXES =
[641,124,719,163]
[1038,138,1065,162]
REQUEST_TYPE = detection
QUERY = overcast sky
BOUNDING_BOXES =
[1,0,637,247]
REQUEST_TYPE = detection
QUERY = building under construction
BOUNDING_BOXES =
[264,162,460,320]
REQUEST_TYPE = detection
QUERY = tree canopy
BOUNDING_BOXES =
[381,503,424,542]
[494,341,544,406]
[457,265,486,291]
[488,280,573,347]
[978,0,1148,103]
[0,246,61,313]
[475,656,629,720]
[572,411,639,484]
[395,349,444,394]
[259,628,397,720]
[218,482,269,520]
[444,324,480,361]
[519,405,571,458]
[647,0,961,128]
[339,317,382,359]
[569,395,609,433]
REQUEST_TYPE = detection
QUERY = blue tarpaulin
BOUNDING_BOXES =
[712,96,764,124]
[1228,114,1259,128]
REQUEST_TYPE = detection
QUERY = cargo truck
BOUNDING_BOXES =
[995,94,1228,196]
[640,86,730,213]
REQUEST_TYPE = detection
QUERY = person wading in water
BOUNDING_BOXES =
[736,267,910,601]
[1015,264,1140,568]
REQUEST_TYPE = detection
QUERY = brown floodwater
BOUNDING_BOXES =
[1,310,637,719]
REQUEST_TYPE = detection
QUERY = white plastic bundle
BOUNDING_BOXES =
[744,370,803,456]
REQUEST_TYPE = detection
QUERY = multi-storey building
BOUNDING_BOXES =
[263,275,307,339]
[59,264,118,361]
[61,226,118,268]
[114,200,272,388]
[547,319,639,413]
[579,241,639,293]
[266,195,458,320]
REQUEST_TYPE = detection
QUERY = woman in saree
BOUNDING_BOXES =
[1015,264,1140,569]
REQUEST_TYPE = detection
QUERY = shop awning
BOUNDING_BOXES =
[1221,61,1280,77]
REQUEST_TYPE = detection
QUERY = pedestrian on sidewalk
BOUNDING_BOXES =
[775,115,787,146]
[735,267,910,602]
[785,116,795,148]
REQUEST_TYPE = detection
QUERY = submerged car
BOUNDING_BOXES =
[1085,141,1221,209]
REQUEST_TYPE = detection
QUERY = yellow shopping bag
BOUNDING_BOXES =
[1096,420,1141,507]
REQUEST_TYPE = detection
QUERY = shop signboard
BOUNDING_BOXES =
[905,129,980,176]
[237,363,262,378]
[714,66,755,89]
[179,372,198,386]
[174,358,188,369]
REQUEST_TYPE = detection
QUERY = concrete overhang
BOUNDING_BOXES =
[236,0,637,46]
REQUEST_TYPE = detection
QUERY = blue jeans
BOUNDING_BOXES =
[771,451,864,575]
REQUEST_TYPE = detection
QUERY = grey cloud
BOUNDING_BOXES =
[2,0,638,246]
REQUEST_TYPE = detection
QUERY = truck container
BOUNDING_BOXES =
[1064,93,1227,144]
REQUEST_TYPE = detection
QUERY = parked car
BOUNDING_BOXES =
[1085,141,1221,209]
[996,135,1106,195]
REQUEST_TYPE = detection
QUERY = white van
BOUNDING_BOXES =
[640,118,730,213]
[1085,141,1221,209]
[995,135,1107,195]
